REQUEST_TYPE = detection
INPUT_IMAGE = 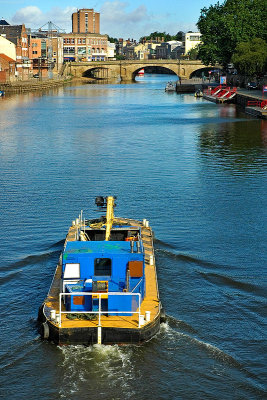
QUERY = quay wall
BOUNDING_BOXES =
[0,77,72,94]
[176,82,210,93]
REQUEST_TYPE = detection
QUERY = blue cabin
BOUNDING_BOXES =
[61,228,145,316]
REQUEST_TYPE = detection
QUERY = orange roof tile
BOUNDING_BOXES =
[0,53,16,62]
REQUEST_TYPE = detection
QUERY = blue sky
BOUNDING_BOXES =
[0,0,215,39]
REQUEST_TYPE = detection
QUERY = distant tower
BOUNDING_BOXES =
[72,9,100,34]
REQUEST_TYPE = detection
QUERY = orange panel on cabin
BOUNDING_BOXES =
[129,261,143,277]
[73,296,85,305]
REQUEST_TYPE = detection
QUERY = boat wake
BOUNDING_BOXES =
[159,317,265,395]
[0,250,60,273]
[199,271,266,299]
[45,238,65,249]
[0,250,60,287]
[159,316,242,366]
[166,314,198,335]
[155,246,224,270]
[58,344,136,399]
[0,336,41,371]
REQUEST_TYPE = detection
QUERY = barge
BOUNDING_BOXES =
[38,196,164,345]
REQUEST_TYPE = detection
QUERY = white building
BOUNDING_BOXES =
[156,41,184,59]
[107,41,115,59]
[184,32,202,55]
[0,35,16,60]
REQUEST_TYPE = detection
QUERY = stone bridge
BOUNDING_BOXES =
[64,60,219,82]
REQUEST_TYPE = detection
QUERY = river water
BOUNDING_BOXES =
[0,74,266,399]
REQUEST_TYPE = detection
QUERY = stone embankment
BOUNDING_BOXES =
[176,78,214,93]
[0,77,72,94]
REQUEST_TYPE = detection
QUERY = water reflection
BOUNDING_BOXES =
[260,120,267,147]
[198,116,266,173]
[0,75,266,400]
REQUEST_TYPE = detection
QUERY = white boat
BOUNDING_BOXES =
[165,81,176,92]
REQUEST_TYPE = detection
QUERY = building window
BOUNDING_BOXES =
[63,47,75,54]
[189,35,201,41]
[78,47,86,55]
[94,258,112,276]
[83,38,86,44]
[32,51,38,54]
[71,38,75,44]
[78,38,82,44]
[64,263,80,279]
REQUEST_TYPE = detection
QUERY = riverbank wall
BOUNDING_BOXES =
[176,80,211,93]
[0,77,73,94]
[176,82,267,119]
[236,91,267,119]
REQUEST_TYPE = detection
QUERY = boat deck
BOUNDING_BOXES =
[44,218,160,330]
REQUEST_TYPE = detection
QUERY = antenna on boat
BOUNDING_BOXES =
[95,196,117,241]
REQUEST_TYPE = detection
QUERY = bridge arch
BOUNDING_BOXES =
[82,66,109,79]
[132,65,179,81]
[189,66,222,79]
[65,60,219,82]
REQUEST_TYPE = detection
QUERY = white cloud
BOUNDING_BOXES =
[11,5,75,31]
[12,6,43,25]
[100,1,196,39]
[100,1,150,38]
[10,2,197,38]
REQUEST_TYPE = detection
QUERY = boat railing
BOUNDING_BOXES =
[59,292,141,328]
[131,277,143,293]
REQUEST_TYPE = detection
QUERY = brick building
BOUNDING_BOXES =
[72,9,100,34]
[62,33,108,62]
[0,22,31,79]
[0,53,16,82]
[63,8,107,62]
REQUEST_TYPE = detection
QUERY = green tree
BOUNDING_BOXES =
[197,0,267,66]
[174,31,184,41]
[107,36,118,43]
[115,54,125,60]
[139,31,183,43]
[187,45,200,60]
[232,38,267,76]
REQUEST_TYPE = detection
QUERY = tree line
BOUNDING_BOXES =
[197,0,267,76]
[108,32,185,44]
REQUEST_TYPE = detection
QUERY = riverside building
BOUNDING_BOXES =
[63,8,107,61]
[72,9,100,34]
[62,33,108,62]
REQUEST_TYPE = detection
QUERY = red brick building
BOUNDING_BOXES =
[72,9,100,34]
[63,8,107,62]
[0,53,16,82]
[0,22,31,79]
[62,33,108,62]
